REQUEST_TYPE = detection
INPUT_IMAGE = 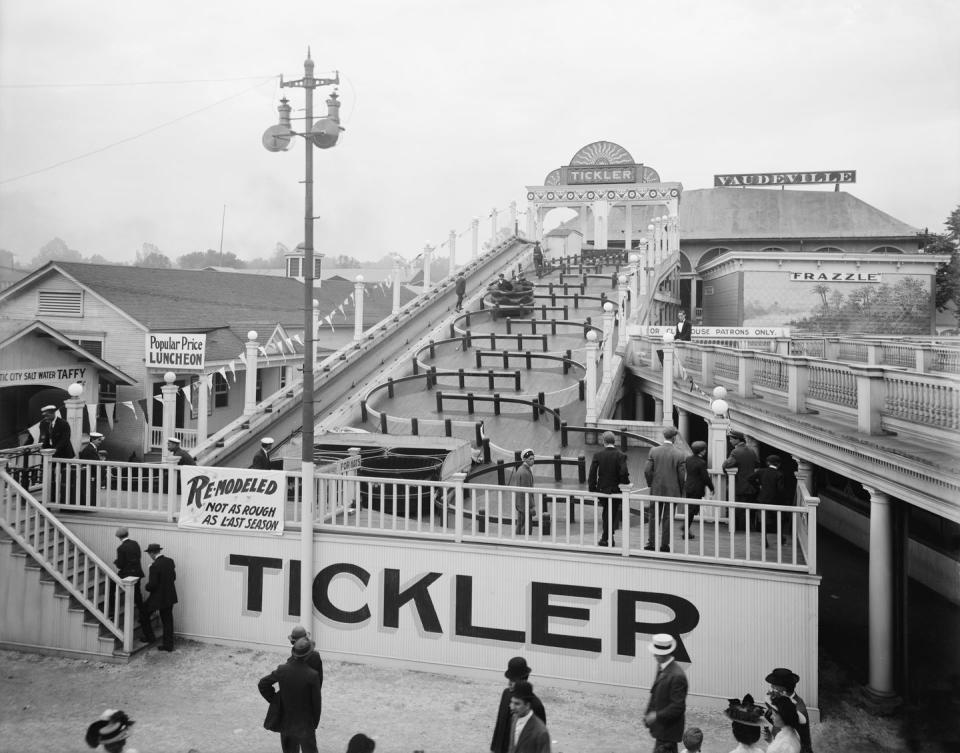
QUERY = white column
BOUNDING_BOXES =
[471,218,480,258]
[628,253,641,321]
[534,206,544,241]
[526,205,537,239]
[677,408,689,441]
[354,275,365,340]
[691,278,700,321]
[624,203,633,251]
[640,237,651,298]
[863,485,897,699]
[509,201,517,235]
[423,245,433,291]
[244,331,259,416]
[602,301,615,383]
[585,330,598,424]
[490,207,498,245]
[580,206,589,240]
[196,375,209,442]
[64,384,85,456]
[448,230,456,277]
[161,371,178,459]
[661,334,675,426]
[617,275,630,349]
[593,201,605,250]
[392,261,402,314]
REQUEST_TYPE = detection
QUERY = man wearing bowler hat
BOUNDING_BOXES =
[144,543,177,651]
[259,637,323,753]
[765,667,813,752]
[287,624,324,677]
[682,441,713,539]
[491,657,546,753]
[644,633,688,753]
[507,680,551,753]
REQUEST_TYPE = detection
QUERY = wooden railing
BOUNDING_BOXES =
[0,461,135,652]
[40,457,817,574]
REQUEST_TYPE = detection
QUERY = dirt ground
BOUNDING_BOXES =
[0,640,942,753]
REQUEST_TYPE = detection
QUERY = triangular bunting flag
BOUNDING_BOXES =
[218,367,229,387]
[123,401,137,418]
[258,346,268,357]
[27,422,41,443]
[292,334,303,346]
[153,394,164,404]
[86,403,98,433]
[228,360,237,381]
[105,404,115,431]
[181,386,193,410]
[324,315,335,332]
[136,398,149,420]
[237,352,246,367]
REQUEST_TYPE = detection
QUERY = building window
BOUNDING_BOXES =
[98,380,117,404]
[814,246,845,254]
[213,372,229,408]
[869,246,904,254]
[38,290,83,317]
[314,257,322,278]
[72,338,103,358]
[287,257,302,278]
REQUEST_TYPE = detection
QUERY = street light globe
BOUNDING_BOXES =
[647,224,654,232]
[355,274,364,283]
[628,253,640,264]
[618,274,628,284]
[603,302,615,313]
[67,382,84,398]
[163,372,177,385]
[711,398,729,417]
[712,385,727,400]
[247,330,258,342]
[586,330,598,343]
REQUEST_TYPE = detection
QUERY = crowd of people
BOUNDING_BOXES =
[80,629,813,753]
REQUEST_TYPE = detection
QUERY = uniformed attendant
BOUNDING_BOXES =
[250,437,274,469]
[166,437,195,465]
[79,432,105,506]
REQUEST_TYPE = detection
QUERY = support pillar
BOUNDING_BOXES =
[509,201,517,235]
[862,485,899,703]
[653,398,663,424]
[353,276,365,340]
[677,408,690,441]
[471,218,480,259]
[243,332,259,416]
[580,206,589,240]
[161,372,179,459]
[526,205,537,239]
[661,336,675,426]
[617,275,630,349]
[585,331,598,424]
[196,375,209,442]
[312,298,320,369]
[448,230,456,277]
[490,207,498,246]
[624,204,632,251]
[602,302,615,383]
[392,261,402,314]
[423,244,433,291]
[64,386,85,457]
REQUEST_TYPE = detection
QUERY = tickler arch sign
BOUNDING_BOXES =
[525,141,682,250]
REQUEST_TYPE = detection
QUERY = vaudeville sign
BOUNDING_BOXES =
[146,333,207,370]
[178,467,285,535]
[714,170,856,187]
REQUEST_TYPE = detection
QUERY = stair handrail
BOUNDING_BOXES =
[0,462,135,653]
[634,250,681,327]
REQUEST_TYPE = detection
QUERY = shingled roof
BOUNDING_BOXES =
[560,188,919,242]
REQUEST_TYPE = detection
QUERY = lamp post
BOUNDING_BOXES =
[263,49,342,634]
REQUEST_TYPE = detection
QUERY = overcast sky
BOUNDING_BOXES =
[1,0,958,267]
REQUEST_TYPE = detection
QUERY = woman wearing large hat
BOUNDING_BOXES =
[723,694,766,753]
[85,709,137,752]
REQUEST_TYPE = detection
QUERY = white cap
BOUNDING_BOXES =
[41,404,57,412]
[166,437,181,445]
[89,432,104,439]
[261,437,275,445]
[521,448,535,459]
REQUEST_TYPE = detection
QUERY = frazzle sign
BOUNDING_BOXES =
[178,467,285,535]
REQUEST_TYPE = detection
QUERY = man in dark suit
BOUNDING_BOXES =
[259,637,323,753]
[114,527,153,643]
[39,404,75,458]
[251,437,275,469]
[643,427,687,551]
[144,543,177,651]
[455,272,467,311]
[287,625,324,678]
[166,437,195,465]
[78,431,104,506]
[723,431,758,530]
[674,310,692,341]
[507,681,551,753]
[682,441,713,539]
[588,431,630,547]
[644,633,688,753]
[491,657,546,753]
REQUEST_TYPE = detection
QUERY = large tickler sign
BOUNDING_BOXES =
[178,467,285,535]
[146,333,207,370]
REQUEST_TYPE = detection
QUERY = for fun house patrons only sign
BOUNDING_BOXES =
[178,467,285,535]
[146,333,207,370]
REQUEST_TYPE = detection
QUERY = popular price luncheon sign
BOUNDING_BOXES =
[178,467,285,535]
[146,333,206,370]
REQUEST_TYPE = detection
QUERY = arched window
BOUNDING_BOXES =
[698,247,732,267]
[760,246,786,254]
[813,246,845,254]
[869,246,904,254]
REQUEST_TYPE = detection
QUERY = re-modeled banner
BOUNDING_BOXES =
[641,326,790,338]
[178,467,285,535]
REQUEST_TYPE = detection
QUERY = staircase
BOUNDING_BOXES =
[0,466,150,662]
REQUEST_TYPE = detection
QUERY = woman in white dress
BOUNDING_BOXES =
[724,694,767,753]
[766,695,802,753]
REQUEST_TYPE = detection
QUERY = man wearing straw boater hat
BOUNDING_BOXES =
[643,633,688,753]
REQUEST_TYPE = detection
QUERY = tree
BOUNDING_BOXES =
[246,242,289,269]
[31,238,84,267]
[920,205,960,317]
[134,243,173,269]
[178,248,246,269]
